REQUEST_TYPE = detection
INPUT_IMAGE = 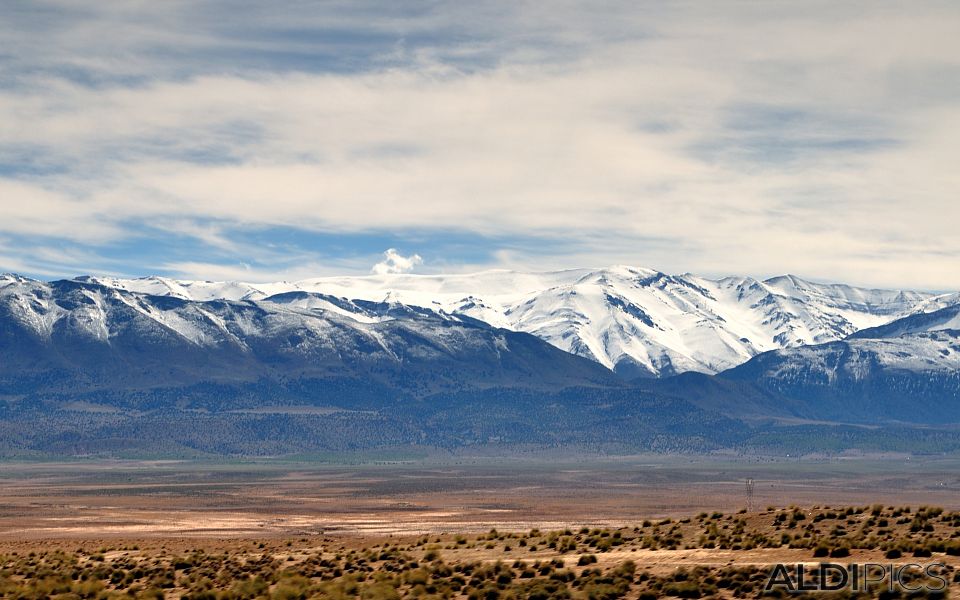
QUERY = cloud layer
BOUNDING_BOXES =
[0,2,958,288]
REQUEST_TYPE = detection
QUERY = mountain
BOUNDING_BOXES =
[80,267,954,378]
[848,302,960,339]
[3,272,960,456]
[0,275,616,400]
[721,304,960,425]
[0,274,755,456]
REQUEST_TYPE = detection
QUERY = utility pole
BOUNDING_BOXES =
[745,478,755,513]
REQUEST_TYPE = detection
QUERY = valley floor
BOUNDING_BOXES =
[2,455,960,539]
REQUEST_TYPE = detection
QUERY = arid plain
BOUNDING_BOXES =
[2,455,959,540]
[4,456,960,597]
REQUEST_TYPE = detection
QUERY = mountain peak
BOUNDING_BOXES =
[762,273,810,288]
[14,267,952,378]
[849,303,960,339]
[1,272,37,283]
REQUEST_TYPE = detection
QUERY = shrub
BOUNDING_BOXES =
[662,581,703,598]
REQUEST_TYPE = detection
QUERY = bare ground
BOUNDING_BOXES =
[1,454,959,540]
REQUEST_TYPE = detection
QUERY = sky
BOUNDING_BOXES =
[0,1,958,289]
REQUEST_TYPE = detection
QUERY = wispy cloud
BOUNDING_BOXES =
[0,2,958,288]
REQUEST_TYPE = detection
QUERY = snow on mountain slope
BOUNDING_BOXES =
[75,267,958,377]
[74,275,271,302]
[720,304,960,424]
[0,277,616,397]
[849,303,960,340]
[735,332,960,382]
[0,276,463,350]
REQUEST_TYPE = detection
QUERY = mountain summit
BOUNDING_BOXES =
[2,269,959,456]
[77,267,956,378]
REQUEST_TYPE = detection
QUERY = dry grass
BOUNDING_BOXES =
[1,505,958,599]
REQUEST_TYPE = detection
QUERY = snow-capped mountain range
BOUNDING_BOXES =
[721,303,960,423]
[67,266,960,378]
[3,269,960,455]
[0,275,612,397]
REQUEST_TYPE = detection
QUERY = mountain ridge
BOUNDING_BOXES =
[720,303,960,424]
[3,271,960,456]
[0,276,617,398]
[61,267,959,378]
[0,276,748,456]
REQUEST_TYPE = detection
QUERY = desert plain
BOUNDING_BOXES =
[3,455,960,598]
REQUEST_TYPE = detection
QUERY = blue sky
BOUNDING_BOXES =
[1,1,958,288]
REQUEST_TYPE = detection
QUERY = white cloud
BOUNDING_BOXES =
[371,249,423,275]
